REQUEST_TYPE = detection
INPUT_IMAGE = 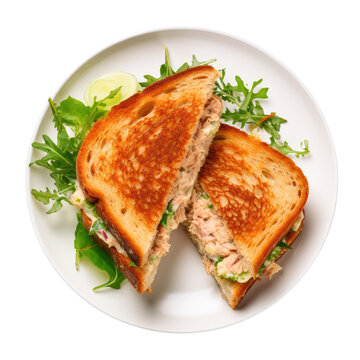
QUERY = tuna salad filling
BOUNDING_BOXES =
[71,96,222,266]
[187,188,253,283]
[158,95,222,235]
[187,187,304,283]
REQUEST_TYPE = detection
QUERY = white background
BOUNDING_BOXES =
[1,0,359,358]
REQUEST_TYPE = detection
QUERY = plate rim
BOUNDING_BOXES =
[26,26,338,333]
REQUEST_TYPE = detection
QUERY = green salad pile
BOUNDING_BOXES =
[30,47,309,290]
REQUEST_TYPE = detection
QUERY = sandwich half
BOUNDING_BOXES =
[72,66,222,293]
[184,124,309,308]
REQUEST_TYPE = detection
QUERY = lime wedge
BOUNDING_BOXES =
[84,71,141,110]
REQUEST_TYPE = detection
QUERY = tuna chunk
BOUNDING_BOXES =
[160,95,222,240]
[263,262,282,279]
[186,187,253,277]
[152,226,171,257]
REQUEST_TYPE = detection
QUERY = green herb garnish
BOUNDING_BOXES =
[267,245,282,263]
[277,238,293,250]
[218,271,250,282]
[269,137,310,158]
[129,260,138,267]
[207,203,214,209]
[160,203,176,228]
[257,238,293,274]
[149,255,158,264]
[31,187,72,214]
[74,214,126,290]
[214,257,224,267]
[30,89,121,213]
[258,264,266,275]
[200,192,209,199]
[213,69,309,157]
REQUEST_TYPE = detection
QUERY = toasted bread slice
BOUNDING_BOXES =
[196,125,309,276]
[184,124,309,308]
[77,66,220,266]
[184,215,304,309]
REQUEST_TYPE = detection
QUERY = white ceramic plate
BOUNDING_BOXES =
[27,28,337,332]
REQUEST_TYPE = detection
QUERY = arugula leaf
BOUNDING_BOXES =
[269,137,310,158]
[214,70,281,132]
[260,113,287,141]
[31,89,126,292]
[30,89,120,213]
[139,46,216,87]
[74,214,126,290]
[214,70,268,107]
[214,69,309,156]
[221,108,254,128]
[31,134,76,175]
[160,203,175,228]
[31,188,71,214]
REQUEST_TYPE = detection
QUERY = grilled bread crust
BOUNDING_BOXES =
[198,125,309,275]
[184,216,304,309]
[77,66,220,266]
[80,211,160,294]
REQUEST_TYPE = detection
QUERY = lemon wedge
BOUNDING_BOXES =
[84,71,141,110]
